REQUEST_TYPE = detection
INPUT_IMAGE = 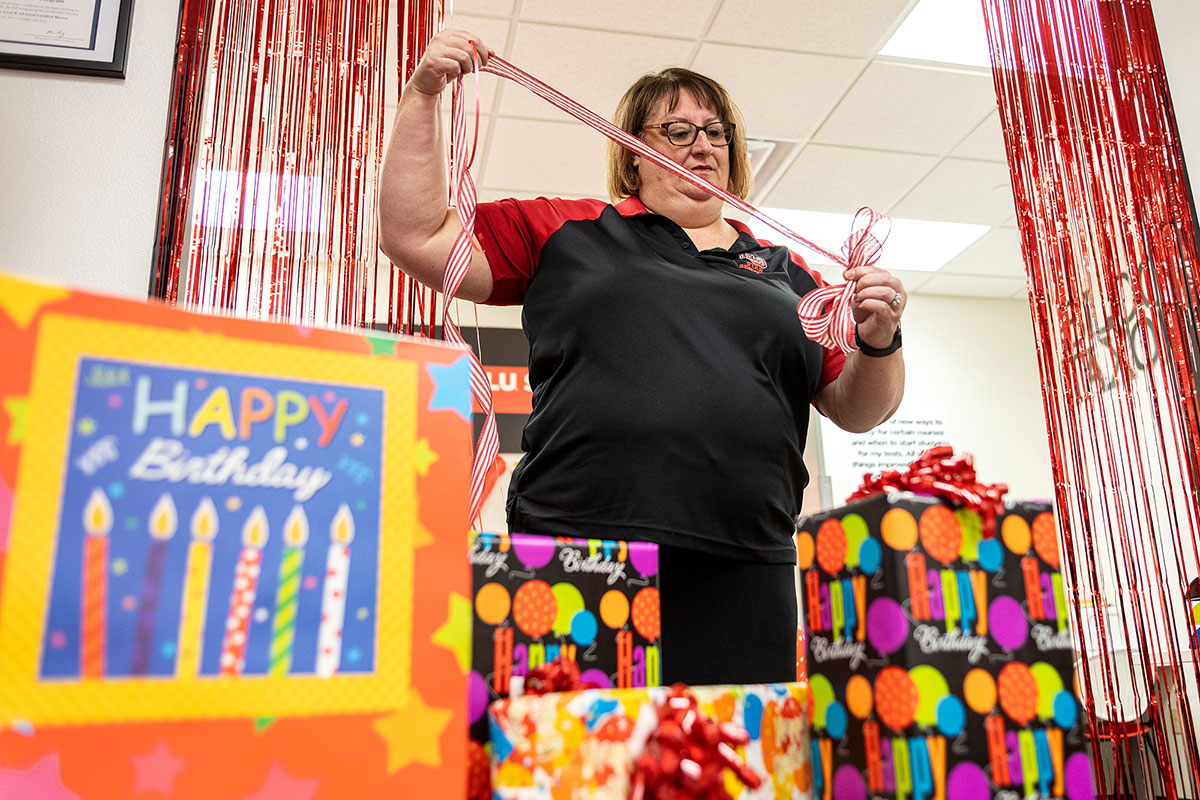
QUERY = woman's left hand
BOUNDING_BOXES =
[845,265,905,350]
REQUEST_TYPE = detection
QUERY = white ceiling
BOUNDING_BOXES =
[388,0,1028,303]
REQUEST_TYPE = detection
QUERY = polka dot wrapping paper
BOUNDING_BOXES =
[0,273,475,798]
[488,683,811,799]
[468,531,662,748]
[797,492,1095,800]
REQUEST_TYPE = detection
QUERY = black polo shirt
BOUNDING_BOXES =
[475,196,844,563]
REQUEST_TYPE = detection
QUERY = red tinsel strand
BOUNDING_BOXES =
[846,446,1009,539]
[983,1,1200,795]
[629,685,762,800]
[154,0,394,330]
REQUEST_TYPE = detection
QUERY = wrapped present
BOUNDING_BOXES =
[469,531,662,746]
[488,683,811,799]
[798,487,1095,800]
[0,273,473,798]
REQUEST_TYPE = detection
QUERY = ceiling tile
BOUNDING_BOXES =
[498,23,694,121]
[762,144,938,214]
[940,227,1025,277]
[481,119,608,197]
[952,111,1009,162]
[520,0,720,39]
[449,0,516,17]
[813,61,996,154]
[691,44,864,140]
[707,0,914,58]
[890,157,1015,224]
[916,273,1027,298]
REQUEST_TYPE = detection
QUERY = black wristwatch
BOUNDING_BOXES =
[854,324,902,357]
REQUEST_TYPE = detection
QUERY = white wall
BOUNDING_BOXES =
[895,292,1053,497]
[1151,0,1200,180]
[811,292,1054,511]
[0,2,179,297]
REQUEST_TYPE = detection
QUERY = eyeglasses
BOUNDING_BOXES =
[640,121,736,147]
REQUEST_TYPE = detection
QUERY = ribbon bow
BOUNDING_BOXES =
[629,685,762,800]
[795,208,891,353]
[846,445,1009,538]
[522,654,594,696]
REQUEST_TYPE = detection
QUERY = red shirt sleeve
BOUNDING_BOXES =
[474,197,607,305]
[784,248,847,393]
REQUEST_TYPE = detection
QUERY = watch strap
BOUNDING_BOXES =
[854,324,902,357]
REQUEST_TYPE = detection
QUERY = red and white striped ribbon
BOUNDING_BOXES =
[481,54,890,355]
[443,52,891,523]
[444,52,498,527]
[794,207,889,351]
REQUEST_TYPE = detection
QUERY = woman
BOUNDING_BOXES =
[379,30,906,684]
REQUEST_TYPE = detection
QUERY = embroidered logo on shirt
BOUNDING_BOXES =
[737,253,768,274]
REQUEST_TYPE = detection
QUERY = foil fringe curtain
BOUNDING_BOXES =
[150,0,443,333]
[150,4,1200,792]
[983,1,1200,796]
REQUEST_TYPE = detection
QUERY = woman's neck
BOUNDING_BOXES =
[680,218,739,252]
[641,195,738,251]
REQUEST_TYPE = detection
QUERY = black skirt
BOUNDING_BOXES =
[657,544,798,686]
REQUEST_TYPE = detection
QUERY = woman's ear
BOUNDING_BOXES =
[632,155,640,168]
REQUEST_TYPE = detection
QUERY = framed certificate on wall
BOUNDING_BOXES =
[0,0,134,78]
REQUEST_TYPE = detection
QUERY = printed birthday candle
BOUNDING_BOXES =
[176,497,218,677]
[81,488,113,679]
[130,494,178,675]
[269,505,309,676]
[220,506,268,676]
[316,503,354,677]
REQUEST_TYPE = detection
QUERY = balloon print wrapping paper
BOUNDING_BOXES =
[468,531,662,749]
[798,493,1095,800]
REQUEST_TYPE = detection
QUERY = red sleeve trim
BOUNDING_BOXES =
[475,197,608,305]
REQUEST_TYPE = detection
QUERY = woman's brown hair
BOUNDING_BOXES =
[606,67,752,203]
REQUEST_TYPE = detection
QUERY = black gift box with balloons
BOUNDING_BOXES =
[466,531,662,748]
[798,493,1095,800]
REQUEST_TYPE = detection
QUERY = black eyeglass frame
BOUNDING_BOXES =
[639,121,737,147]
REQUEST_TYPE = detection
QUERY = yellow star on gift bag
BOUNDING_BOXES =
[372,689,452,772]
[412,521,434,550]
[3,396,28,445]
[0,276,68,328]
[414,437,439,476]
[431,592,472,673]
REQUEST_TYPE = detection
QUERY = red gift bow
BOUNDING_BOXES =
[522,655,596,696]
[629,684,763,800]
[846,445,1009,539]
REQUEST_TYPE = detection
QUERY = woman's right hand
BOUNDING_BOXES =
[408,30,491,96]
